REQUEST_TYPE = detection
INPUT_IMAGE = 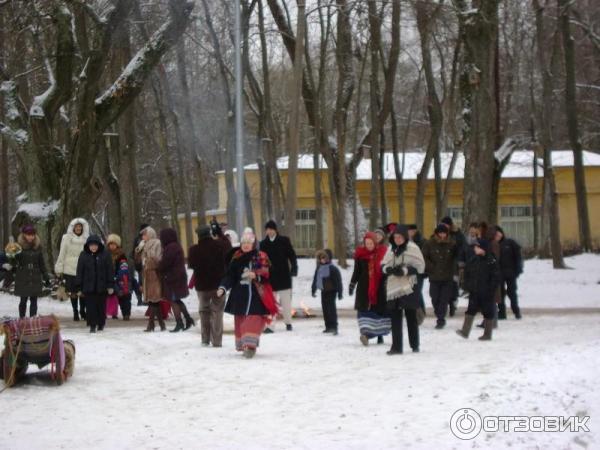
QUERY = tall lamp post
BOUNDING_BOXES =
[234,0,246,233]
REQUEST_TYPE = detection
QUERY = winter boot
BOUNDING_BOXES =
[449,302,457,317]
[73,310,80,322]
[286,324,293,331]
[456,314,475,339]
[170,319,184,333]
[377,336,384,345]
[498,302,507,320]
[144,317,155,332]
[184,316,196,330]
[359,335,369,346]
[478,319,493,341]
[243,347,256,359]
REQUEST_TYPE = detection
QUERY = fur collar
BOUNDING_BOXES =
[17,233,41,250]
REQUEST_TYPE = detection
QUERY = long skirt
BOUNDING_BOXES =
[357,310,391,338]
[234,315,268,351]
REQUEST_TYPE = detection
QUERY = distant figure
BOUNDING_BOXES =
[457,238,501,341]
[382,225,425,355]
[188,225,229,347]
[441,216,466,317]
[259,220,298,332]
[11,225,50,318]
[106,234,132,321]
[495,226,523,320]
[158,228,193,332]
[217,228,279,358]
[55,218,90,321]
[76,235,114,333]
[312,249,343,335]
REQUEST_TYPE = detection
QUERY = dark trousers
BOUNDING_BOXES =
[416,275,426,311]
[119,294,132,317]
[19,296,38,318]
[430,280,454,325]
[321,290,338,331]
[499,277,520,318]
[71,296,86,317]
[389,308,419,352]
[86,293,107,329]
[466,292,495,319]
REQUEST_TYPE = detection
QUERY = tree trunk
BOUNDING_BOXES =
[558,0,592,251]
[195,156,206,228]
[313,147,324,250]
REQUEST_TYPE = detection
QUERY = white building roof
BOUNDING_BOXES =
[233,150,600,180]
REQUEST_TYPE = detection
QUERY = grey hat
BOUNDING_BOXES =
[196,225,212,239]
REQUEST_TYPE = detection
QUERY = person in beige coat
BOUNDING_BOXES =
[136,226,164,331]
[55,218,90,321]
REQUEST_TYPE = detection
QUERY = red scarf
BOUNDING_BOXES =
[354,244,387,306]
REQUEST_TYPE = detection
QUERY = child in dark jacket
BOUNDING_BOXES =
[76,235,114,333]
[311,249,343,335]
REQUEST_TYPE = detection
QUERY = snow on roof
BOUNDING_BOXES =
[232,150,600,180]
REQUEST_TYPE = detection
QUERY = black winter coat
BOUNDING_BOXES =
[499,238,523,279]
[259,234,298,291]
[422,236,457,282]
[158,228,189,300]
[188,237,228,291]
[76,236,114,295]
[350,259,386,314]
[221,249,271,316]
[311,263,343,298]
[463,247,501,297]
[13,234,48,298]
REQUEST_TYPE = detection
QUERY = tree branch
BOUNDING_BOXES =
[94,0,194,132]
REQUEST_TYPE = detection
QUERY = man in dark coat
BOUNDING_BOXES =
[441,216,466,316]
[188,225,229,346]
[158,228,193,332]
[494,226,523,319]
[422,224,458,329]
[457,238,501,340]
[259,220,298,332]
[76,235,114,333]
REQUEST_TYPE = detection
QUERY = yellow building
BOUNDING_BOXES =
[178,151,600,255]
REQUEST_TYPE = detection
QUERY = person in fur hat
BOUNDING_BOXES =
[136,227,165,332]
[382,225,425,355]
[55,218,90,321]
[76,235,114,333]
[106,234,132,320]
[311,249,343,335]
[217,228,279,358]
[11,225,50,318]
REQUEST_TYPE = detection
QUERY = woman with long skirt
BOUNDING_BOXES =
[350,232,390,346]
[217,228,278,358]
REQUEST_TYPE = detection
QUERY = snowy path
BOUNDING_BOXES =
[1,313,598,449]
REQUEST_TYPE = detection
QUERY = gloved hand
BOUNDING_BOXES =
[311,291,317,298]
[44,279,52,288]
[348,283,356,296]
[291,267,298,277]
[384,266,394,275]
[392,266,406,276]
[338,294,343,301]
[107,288,114,295]
[1,263,12,271]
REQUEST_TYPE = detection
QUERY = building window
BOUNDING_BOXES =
[499,205,533,248]
[446,207,463,228]
[294,209,319,252]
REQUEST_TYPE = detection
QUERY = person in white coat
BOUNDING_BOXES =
[55,218,90,321]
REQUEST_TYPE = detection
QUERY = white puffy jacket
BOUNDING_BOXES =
[54,218,90,276]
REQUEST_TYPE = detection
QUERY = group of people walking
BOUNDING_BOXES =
[1,213,523,358]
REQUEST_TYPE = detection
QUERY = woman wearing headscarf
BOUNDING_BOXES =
[217,228,279,358]
[349,232,390,346]
[382,225,426,355]
[55,218,90,321]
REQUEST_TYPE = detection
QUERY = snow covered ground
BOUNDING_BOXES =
[0,254,599,449]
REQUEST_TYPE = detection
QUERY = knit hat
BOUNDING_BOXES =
[363,231,378,245]
[196,225,212,240]
[389,224,409,248]
[441,216,453,226]
[106,234,122,248]
[374,228,387,239]
[384,222,398,234]
[21,224,36,235]
[435,224,449,235]
[240,227,256,245]
[264,220,278,231]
